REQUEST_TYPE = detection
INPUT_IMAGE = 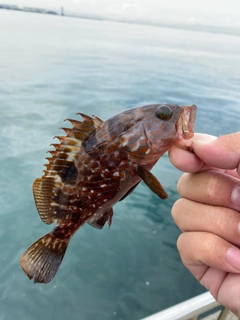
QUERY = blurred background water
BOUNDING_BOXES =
[0,9,240,320]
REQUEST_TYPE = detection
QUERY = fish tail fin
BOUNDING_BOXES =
[20,232,69,284]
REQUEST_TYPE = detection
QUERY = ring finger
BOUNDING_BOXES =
[172,198,240,247]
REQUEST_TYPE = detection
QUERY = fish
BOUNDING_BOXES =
[20,103,197,284]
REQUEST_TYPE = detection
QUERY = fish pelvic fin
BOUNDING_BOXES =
[20,232,69,284]
[136,165,168,199]
[88,208,113,229]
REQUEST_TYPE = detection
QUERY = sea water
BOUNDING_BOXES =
[0,10,240,320]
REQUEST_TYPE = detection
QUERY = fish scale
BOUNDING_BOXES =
[20,103,197,283]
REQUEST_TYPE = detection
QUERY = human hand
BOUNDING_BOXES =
[168,132,240,317]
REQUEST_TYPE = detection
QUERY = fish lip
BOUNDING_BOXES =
[177,105,197,140]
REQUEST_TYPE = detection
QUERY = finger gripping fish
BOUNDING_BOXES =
[20,103,197,283]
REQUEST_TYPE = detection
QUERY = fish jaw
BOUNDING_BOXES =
[177,104,197,141]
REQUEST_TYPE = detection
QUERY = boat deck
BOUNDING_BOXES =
[203,309,237,320]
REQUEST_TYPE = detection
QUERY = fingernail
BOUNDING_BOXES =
[227,247,240,270]
[232,186,240,207]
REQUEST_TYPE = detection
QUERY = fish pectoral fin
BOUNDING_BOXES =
[20,232,69,284]
[88,208,114,229]
[136,165,168,199]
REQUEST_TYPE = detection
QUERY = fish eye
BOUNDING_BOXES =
[155,105,173,121]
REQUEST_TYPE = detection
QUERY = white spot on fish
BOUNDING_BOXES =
[66,153,76,161]
[121,137,128,146]
[130,141,139,152]
[113,172,119,177]
[53,175,62,183]
[100,184,107,188]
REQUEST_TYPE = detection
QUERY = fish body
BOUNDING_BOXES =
[20,103,197,283]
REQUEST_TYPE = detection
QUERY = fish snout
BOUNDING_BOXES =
[177,105,197,140]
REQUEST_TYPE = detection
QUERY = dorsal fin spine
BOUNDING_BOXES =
[50,144,81,154]
[53,136,82,146]
[92,115,102,127]
[76,113,95,125]
[64,118,86,129]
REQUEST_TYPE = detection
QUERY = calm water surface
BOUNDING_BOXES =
[0,10,240,320]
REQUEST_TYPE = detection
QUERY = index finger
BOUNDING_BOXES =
[193,132,240,175]
[169,132,240,176]
[168,133,216,173]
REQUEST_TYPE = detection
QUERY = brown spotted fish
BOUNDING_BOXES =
[20,103,197,283]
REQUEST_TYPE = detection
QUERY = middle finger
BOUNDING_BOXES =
[177,170,240,212]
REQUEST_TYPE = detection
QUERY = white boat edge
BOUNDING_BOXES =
[140,291,220,320]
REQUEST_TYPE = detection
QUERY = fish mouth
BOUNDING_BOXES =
[177,105,197,140]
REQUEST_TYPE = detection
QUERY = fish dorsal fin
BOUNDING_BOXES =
[136,165,168,199]
[33,113,103,225]
[88,208,113,229]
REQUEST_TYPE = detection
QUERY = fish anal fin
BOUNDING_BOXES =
[136,165,168,199]
[20,232,69,284]
[88,208,113,229]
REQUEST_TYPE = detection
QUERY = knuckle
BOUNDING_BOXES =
[171,199,181,221]
[198,233,216,257]
[201,172,223,203]
[171,199,188,230]
[177,173,191,194]
[177,232,218,265]
[176,234,184,253]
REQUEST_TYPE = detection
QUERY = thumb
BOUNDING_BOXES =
[192,132,240,174]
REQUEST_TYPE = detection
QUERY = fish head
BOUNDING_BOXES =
[124,103,197,163]
[144,103,197,149]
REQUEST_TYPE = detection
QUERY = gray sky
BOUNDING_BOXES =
[4,0,240,26]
